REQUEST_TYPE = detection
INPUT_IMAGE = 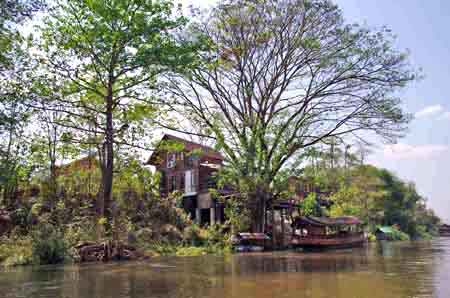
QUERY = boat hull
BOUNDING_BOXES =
[291,233,366,250]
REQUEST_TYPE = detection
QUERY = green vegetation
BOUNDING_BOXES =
[169,0,417,232]
[299,140,440,240]
[0,236,33,266]
[0,0,440,266]
[136,224,232,257]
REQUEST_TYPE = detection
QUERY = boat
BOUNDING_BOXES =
[291,216,366,250]
[231,232,271,252]
[439,224,450,237]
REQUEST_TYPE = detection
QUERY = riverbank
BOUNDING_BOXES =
[0,224,233,267]
[0,230,435,267]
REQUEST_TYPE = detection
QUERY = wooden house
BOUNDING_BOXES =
[147,134,231,226]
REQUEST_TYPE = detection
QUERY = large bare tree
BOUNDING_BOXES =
[167,0,417,232]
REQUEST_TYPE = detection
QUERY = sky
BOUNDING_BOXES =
[182,0,450,223]
[334,0,450,224]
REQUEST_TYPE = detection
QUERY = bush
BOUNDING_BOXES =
[412,225,433,240]
[0,236,33,266]
[390,228,410,241]
[367,232,377,242]
[183,224,204,246]
[31,223,67,265]
[175,246,207,257]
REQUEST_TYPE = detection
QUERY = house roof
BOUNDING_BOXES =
[293,216,362,227]
[147,134,223,165]
[55,155,98,176]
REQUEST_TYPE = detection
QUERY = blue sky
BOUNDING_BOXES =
[185,0,450,223]
[335,0,450,223]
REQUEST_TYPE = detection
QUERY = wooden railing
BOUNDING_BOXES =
[294,232,364,239]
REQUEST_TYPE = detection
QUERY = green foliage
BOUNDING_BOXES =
[183,224,204,246]
[31,222,67,265]
[175,246,207,257]
[303,143,440,240]
[171,0,416,231]
[0,236,33,266]
[222,196,251,233]
[298,193,322,217]
[140,223,231,257]
[367,233,377,242]
[389,228,411,241]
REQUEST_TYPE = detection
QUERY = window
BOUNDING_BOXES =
[159,171,166,193]
[185,170,196,193]
[185,155,196,168]
[180,172,185,191]
[167,153,176,168]
[168,175,177,192]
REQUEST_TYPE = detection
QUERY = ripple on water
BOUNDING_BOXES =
[0,239,449,298]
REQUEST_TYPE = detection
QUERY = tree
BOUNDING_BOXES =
[35,0,201,228]
[0,0,45,71]
[167,0,416,232]
[29,108,79,207]
[330,165,386,225]
[1,0,45,206]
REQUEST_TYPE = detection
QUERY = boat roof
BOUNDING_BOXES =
[293,216,362,227]
[237,233,270,240]
[376,226,395,234]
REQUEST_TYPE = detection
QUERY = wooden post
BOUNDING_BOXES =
[195,208,201,225]
[264,207,268,233]
[281,209,285,249]
[271,206,275,250]
[210,207,215,225]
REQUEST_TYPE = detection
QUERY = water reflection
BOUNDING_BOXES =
[1,239,449,298]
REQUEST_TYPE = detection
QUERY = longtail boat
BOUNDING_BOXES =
[439,224,450,237]
[231,232,271,252]
[291,216,366,250]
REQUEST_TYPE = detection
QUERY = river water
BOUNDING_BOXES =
[1,238,449,298]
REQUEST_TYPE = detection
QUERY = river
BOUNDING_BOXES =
[1,238,449,298]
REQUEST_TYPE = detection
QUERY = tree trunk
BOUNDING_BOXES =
[103,90,114,221]
[249,189,267,233]
[96,83,114,238]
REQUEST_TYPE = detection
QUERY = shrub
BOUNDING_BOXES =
[31,223,67,265]
[390,228,410,241]
[412,225,433,240]
[183,224,204,246]
[367,232,377,242]
[175,246,207,257]
[0,236,33,266]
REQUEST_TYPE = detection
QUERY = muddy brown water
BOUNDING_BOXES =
[1,238,449,298]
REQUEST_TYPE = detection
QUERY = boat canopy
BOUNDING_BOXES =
[376,226,395,234]
[293,216,362,227]
[237,233,271,240]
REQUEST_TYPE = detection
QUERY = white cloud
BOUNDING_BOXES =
[382,143,448,159]
[414,105,444,118]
